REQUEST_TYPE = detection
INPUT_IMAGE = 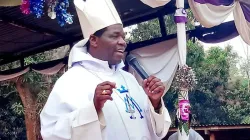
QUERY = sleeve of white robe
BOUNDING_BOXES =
[168,132,178,140]
[40,71,103,140]
[145,95,171,139]
[147,96,171,138]
[131,76,171,139]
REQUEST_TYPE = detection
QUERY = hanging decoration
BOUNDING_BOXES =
[176,99,191,135]
[171,65,197,91]
[21,0,30,14]
[188,0,250,45]
[47,0,57,19]
[54,0,73,26]
[29,0,45,18]
[172,65,197,139]
[20,0,73,26]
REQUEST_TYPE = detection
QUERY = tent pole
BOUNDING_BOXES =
[175,0,189,140]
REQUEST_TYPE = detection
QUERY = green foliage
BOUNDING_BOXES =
[161,39,250,126]
[128,9,195,43]
[164,9,195,35]
[164,41,233,124]
[183,122,189,135]
[0,83,26,139]
[178,120,189,135]
[23,71,61,115]
[186,40,205,69]
[178,120,183,133]
[127,8,249,125]
[240,58,250,78]
[128,18,161,43]
[0,61,20,71]
[0,46,67,139]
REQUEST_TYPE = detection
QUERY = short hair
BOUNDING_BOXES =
[86,27,107,50]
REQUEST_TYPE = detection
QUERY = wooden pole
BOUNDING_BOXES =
[210,132,215,140]
[10,76,41,140]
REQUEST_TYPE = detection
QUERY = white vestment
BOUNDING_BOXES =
[40,48,171,140]
[168,129,204,140]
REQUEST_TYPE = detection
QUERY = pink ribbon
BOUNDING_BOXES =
[179,100,190,121]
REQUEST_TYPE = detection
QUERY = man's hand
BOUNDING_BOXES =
[94,81,116,113]
[143,76,165,109]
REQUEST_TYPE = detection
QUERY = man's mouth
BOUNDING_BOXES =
[116,50,124,53]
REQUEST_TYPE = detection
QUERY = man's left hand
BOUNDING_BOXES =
[142,75,165,109]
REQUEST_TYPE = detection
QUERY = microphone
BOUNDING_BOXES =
[126,54,149,80]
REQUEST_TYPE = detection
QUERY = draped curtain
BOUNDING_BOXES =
[128,38,179,93]
[0,58,66,81]
[188,0,250,45]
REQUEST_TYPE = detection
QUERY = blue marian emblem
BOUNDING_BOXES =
[117,85,144,119]
[117,85,128,93]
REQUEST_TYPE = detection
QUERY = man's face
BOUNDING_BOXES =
[96,24,127,65]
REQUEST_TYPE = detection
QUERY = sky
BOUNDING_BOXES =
[201,13,249,59]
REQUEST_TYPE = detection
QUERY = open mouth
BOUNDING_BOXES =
[116,50,124,53]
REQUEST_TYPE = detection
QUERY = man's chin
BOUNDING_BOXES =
[110,59,122,65]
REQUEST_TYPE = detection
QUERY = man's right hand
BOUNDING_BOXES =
[94,81,116,113]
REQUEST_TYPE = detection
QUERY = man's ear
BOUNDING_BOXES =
[89,35,98,48]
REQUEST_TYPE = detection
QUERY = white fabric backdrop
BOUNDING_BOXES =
[128,38,179,94]
[188,0,250,45]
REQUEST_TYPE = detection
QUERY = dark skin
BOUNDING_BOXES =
[89,24,165,113]
[88,24,127,66]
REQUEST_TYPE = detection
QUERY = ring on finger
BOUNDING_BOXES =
[102,90,107,95]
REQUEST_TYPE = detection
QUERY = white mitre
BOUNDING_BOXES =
[68,0,122,67]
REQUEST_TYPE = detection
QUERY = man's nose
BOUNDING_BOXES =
[118,37,127,47]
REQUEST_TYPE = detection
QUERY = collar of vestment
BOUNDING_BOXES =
[71,46,125,74]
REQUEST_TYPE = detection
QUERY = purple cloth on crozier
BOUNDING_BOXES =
[174,16,187,23]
